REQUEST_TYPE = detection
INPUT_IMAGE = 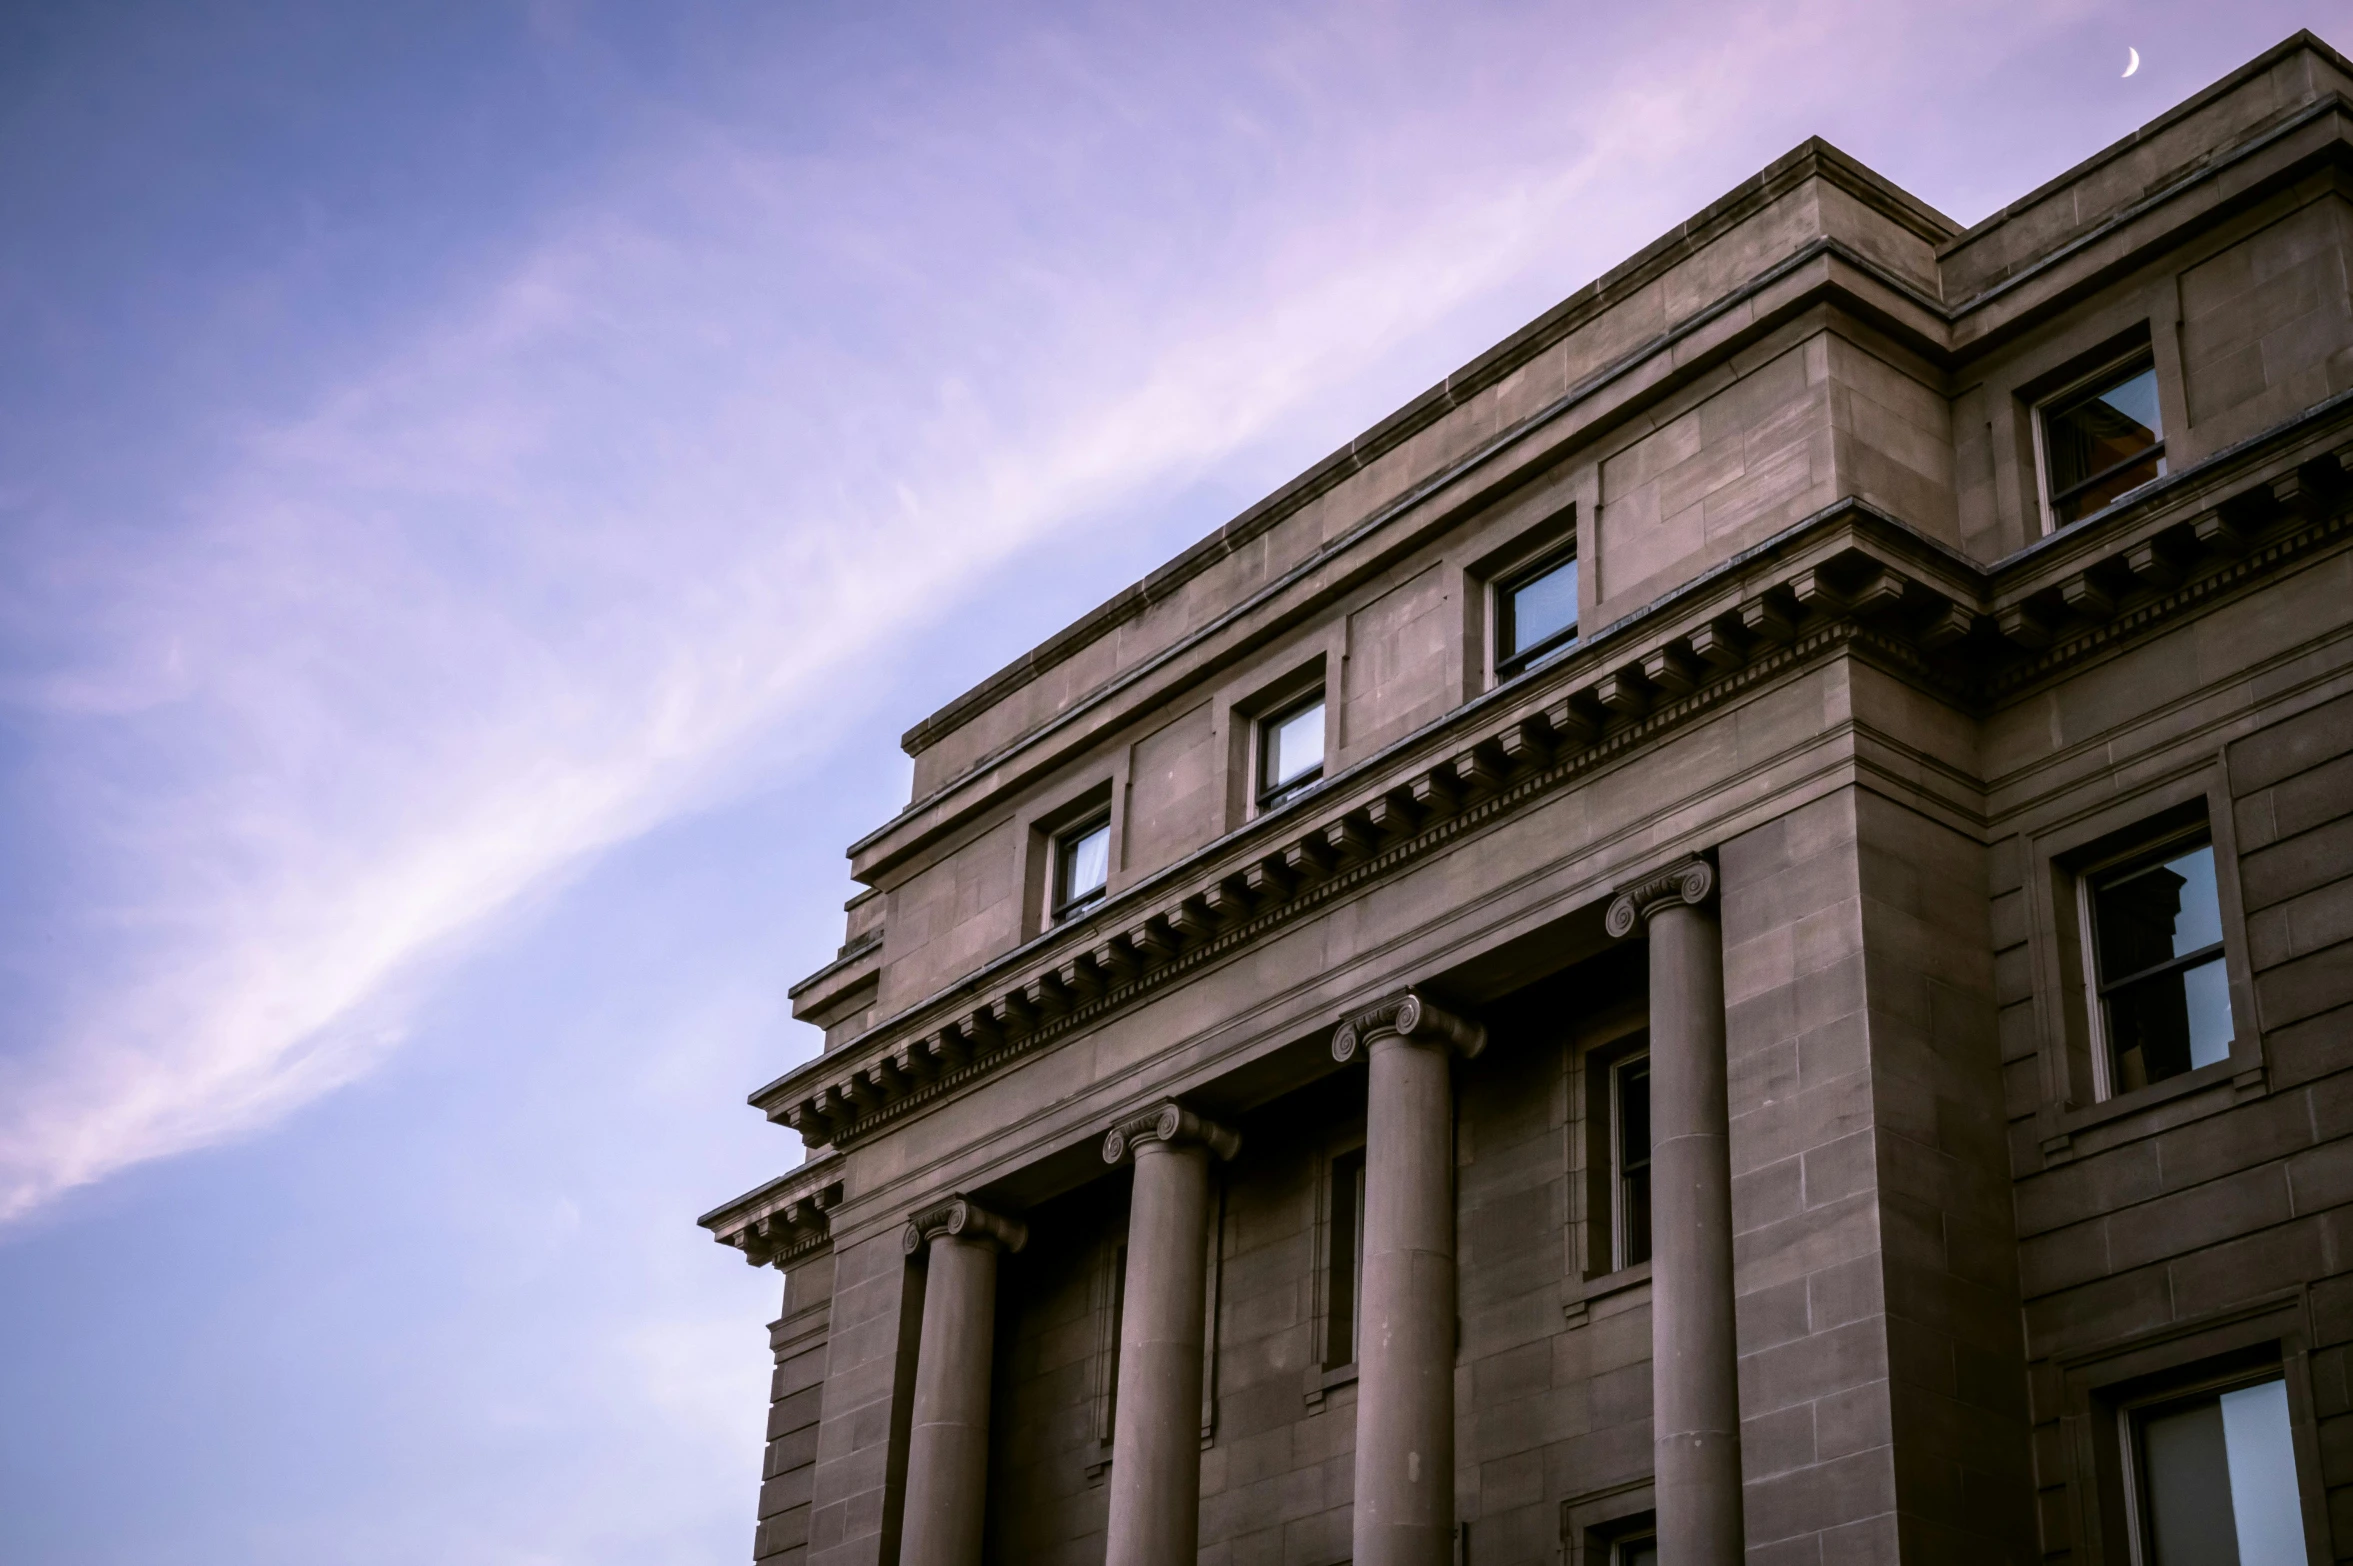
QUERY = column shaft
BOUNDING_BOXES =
[900,1234,998,1566]
[1104,1138,1212,1566]
[1648,898,1744,1565]
[1353,1032,1457,1566]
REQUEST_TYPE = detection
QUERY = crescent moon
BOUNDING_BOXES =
[2124,47,2140,78]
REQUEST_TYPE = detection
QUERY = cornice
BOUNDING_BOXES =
[893,140,1954,767]
[879,44,2348,821]
[699,1155,846,1271]
[755,396,2353,1155]
[855,242,1944,881]
[858,122,2353,880]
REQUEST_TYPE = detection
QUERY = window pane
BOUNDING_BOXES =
[1327,1149,1364,1367]
[2095,844,2222,979]
[2107,955,2232,1090]
[1616,1057,1652,1269]
[2181,957,2235,1071]
[1058,819,1109,911]
[1265,699,1325,793]
[2048,363,2166,523]
[1617,1539,1658,1566]
[2142,1396,2242,1566]
[1502,555,1578,664]
[2220,1379,2307,1566]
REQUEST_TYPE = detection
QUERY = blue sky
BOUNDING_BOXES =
[0,3,2331,1561]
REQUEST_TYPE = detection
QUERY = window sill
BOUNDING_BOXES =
[1302,1361,1358,1409]
[2041,1046,2267,1161]
[1564,1259,1652,1325]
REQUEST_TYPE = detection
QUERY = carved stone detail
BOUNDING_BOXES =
[902,1195,1028,1256]
[703,1162,845,1270]
[1330,989,1487,1065]
[1604,854,1718,938]
[1100,1100,1242,1165]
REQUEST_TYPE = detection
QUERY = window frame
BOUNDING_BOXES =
[1254,689,1327,814]
[2018,766,2264,1150]
[1608,1050,1653,1273]
[1050,810,1113,925]
[1493,543,1581,681]
[1568,1007,1654,1321]
[2117,1365,2305,1566]
[1304,1126,1368,1406]
[2078,823,2230,1102]
[2060,1300,2327,1566]
[1322,1143,1366,1371]
[2033,349,2168,534]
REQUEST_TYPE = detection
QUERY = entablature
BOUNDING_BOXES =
[847,55,2353,892]
[699,1155,845,1270]
[758,393,2353,1154]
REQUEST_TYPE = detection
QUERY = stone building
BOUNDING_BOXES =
[699,33,2353,1566]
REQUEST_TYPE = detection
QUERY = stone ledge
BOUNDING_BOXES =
[754,400,2353,1153]
[701,1155,847,1269]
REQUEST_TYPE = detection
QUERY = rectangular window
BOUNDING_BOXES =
[1611,1053,1652,1270]
[2086,829,2231,1095]
[1612,1535,1659,1566]
[1324,1146,1365,1369]
[2043,355,2166,528]
[1052,814,1111,923]
[1496,549,1579,679]
[2130,1375,2307,1565]
[1258,693,1326,811]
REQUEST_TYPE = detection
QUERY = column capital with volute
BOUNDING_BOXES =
[1605,852,1717,937]
[1330,989,1486,1065]
[1101,1101,1241,1166]
[902,1195,1027,1257]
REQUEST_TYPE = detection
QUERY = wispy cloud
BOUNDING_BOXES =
[0,0,2113,1223]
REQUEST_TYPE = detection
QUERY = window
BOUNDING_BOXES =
[2043,355,2166,528]
[1324,1146,1365,1369]
[1496,548,1580,679]
[2085,829,2231,1095]
[1052,814,1111,923]
[1610,1053,1652,1270]
[1611,1533,1659,1566]
[1257,693,1326,811]
[2128,1374,2307,1565]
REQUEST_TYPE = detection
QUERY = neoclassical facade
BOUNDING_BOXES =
[701,34,2353,1565]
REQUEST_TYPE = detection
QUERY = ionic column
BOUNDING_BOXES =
[1331,991,1486,1566]
[899,1196,1026,1566]
[1100,1102,1242,1566]
[1608,855,1743,1566]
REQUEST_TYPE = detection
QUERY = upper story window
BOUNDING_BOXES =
[2043,354,2167,528]
[1496,548,1580,680]
[2128,1373,2305,1565]
[1608,1051,1652,1271]
[1257,692,1326,811]
[2086,826,2231,1096]
[1052,813,1111,923]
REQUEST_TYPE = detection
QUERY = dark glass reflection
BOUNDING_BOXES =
[2046,362,2166,525]
[1326,1148,1365,1368]
[2092,841,2230,1093]
[1499,553,1579,676]
[2136,1376,2305,1565]
[1615,1056,1652,1269]
[1259,696,1325,808]
[1054,817,1110,921]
